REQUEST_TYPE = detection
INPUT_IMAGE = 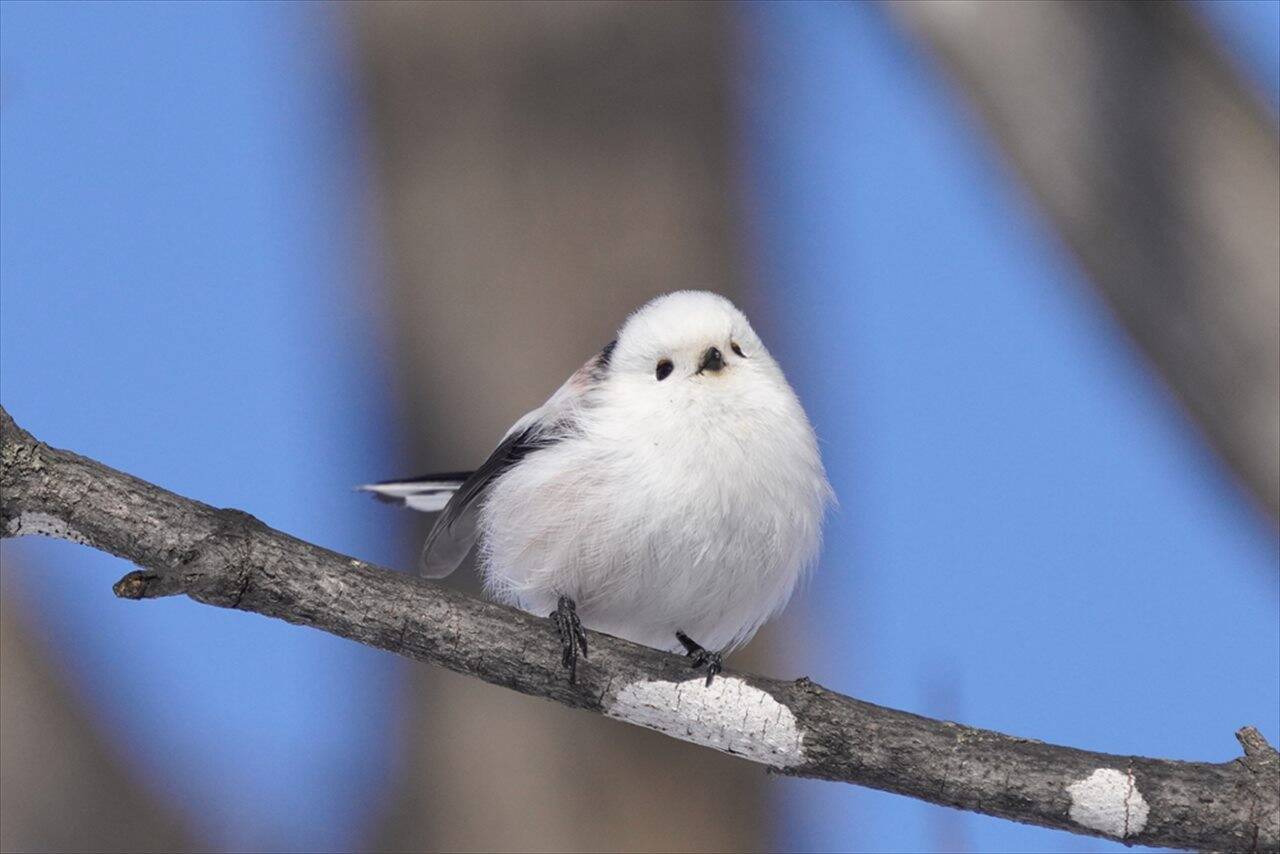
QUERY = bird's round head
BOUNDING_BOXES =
[607,291,785,404]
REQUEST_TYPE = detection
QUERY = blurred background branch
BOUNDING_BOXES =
[0,593,196,854]
[2,404,1277,853]
[891,0,1280,522]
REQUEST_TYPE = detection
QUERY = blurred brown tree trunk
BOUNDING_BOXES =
[349,2,765,850]
[0,582,197,854]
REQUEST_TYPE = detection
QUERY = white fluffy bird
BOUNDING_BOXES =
[362,291,831,683]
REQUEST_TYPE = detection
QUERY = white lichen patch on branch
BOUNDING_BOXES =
[1066,767,1149,838]
[605,676,805,767]
[5,511,91,546]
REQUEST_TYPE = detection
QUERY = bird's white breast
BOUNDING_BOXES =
[478,369,829,653]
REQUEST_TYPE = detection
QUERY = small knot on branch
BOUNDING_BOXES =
[113,570,157,599]
[113,569,187,599]
[115,508,266,606]
[1237,726,1280,763]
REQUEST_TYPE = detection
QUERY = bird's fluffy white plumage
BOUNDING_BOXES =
[371,291,832,655]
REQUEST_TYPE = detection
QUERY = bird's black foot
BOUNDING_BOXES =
[676,631,723,686]
[550,595,588,684]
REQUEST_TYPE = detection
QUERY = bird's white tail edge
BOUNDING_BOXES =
[357,476,468,513]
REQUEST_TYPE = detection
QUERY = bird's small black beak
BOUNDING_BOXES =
[697,346,725,374]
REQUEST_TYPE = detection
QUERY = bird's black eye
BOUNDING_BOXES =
[656,359,674,381]
[730,341,746,358]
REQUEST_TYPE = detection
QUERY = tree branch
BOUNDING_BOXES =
[1,403,1275,852]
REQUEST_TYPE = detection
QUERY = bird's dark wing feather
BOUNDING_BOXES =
[363,339,614,579]
[419,422,566,578]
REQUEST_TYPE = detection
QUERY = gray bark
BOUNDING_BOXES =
[2,403,1276,853]
[890,0,1280,522]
